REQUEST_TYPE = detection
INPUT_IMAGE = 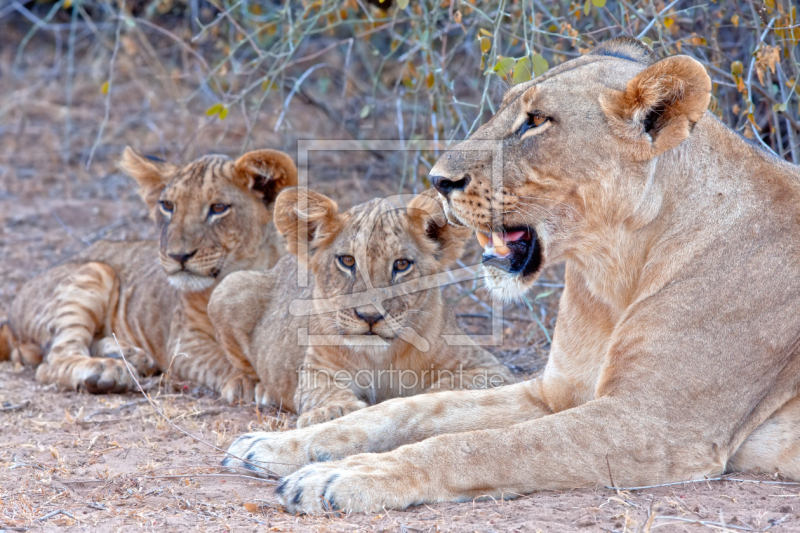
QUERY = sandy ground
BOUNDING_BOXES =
[2,20,800,533]
[2,363,800,533]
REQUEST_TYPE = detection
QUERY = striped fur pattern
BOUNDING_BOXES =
[5,147,297,400]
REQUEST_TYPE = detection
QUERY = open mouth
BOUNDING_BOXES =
[476,228,541,277]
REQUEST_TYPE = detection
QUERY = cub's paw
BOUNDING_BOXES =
[222,431,309,477]
[296,401,368,429]
[91,337,157,377]
[277,455,416,514]
[220,372,257,404]
[37,358,139,394]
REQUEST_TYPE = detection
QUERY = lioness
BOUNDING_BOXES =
[208,188,513,427]
[222,37,800,513]
[0,148,296,401]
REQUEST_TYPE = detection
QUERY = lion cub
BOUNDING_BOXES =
[209,188,513,427]
[1,147,296,401]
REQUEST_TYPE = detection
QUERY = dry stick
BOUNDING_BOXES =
[651,515,781,532]
[111,333,295,475]
[0,400,31,412]
[36,509,76,522]
[606,476,800,491]
[146,474,276,483]
[746,17,778,154]
[85,14,122,171]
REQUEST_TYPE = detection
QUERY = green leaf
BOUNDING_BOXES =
[100,81,109,95]
[493,57,516,77]
[396,0,409,9]
[206,103,223,117]
[535,289,555,300]
[512,57,532,84]
[583,0,591,16]
[531,53,549,77]
[218,107,228,120]
[773,102,788,112]
[641,36,653,47]
[480,36,491,54]
[730,60,744,76]
[360,105,371,119]
[592,0,606,7]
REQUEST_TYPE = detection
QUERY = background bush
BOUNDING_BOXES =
[6,0,799,182]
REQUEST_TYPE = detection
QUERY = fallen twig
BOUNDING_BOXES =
[0,400,31,412]
[35,509,76,522]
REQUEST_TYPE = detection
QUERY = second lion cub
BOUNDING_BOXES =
[209,188,513,427]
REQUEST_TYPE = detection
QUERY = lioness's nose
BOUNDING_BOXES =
[169,250,197,265]
[431,175,470,196]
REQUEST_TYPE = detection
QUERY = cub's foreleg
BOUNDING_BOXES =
[294,355,368,428]
[166,325,256,404]
[15,262,155,393]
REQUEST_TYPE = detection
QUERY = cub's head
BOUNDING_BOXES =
[274,188,470,349]
[120,148,297,292]
[429,37,711,301]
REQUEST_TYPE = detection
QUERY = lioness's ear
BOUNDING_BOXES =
[274,187,342,262]
[119,147,176,211]
[234,149,298,209]
[600,55,711,159]
[407,189,471,267]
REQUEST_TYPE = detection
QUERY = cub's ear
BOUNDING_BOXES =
[234,149,298,209]
[600,55,711,159]
[119,147,176,211]
[407,189,471,267]
[273,187,342,262]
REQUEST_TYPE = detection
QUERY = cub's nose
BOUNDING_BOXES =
[430,175,470,196]
[168,250,197,265]
[355,310,383,327]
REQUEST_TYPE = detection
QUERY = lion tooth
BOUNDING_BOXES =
[476,231,489,248]
[491,232,510,256]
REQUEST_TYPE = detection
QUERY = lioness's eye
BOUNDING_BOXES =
[209,203,230,216]
[393,259,412,273]
[339,255,356,269]
[518,111,549,137]
[159,200,174,213]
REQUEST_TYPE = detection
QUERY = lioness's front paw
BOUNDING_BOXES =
[220,372,256,404]
[223,431,308,477]
[296,401,368,428]
[277,455,418,514]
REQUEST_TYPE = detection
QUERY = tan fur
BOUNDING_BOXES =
[209,188,512,427]
[6,148,296,399]
[221,38,800,513]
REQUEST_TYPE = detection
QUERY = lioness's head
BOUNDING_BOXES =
[429,37,711,301]
[274,188,469,350]
[120,148,297,292]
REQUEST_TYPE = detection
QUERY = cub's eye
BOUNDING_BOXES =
[209,203,230,216]
[518,111,549,137]
[338,255,356,269]
[159,200,174,213]
[393,259,412,273]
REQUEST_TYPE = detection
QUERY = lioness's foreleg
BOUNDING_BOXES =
[33,263,154,393]
[727,395,800,479]
[275,398,722,513]
[224,379,551,476]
